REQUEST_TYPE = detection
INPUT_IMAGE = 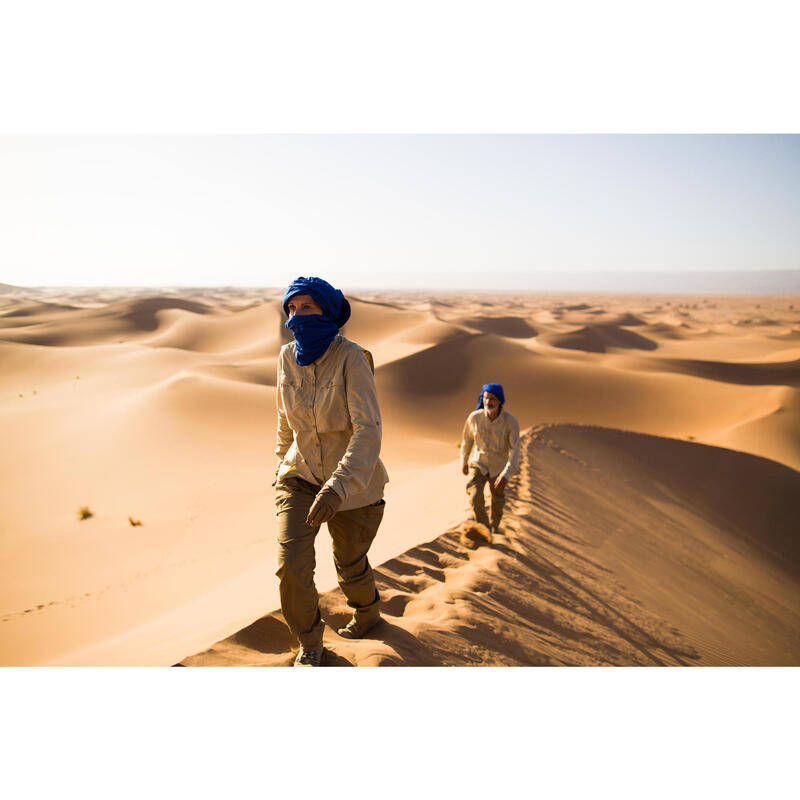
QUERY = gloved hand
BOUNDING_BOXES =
[306,486,343,526]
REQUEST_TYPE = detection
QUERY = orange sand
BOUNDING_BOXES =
[1,285,798,665]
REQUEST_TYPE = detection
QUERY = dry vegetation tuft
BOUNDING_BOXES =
[458,520,493,549]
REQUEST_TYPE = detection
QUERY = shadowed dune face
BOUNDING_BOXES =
[640,356,800,387]
[608,313,647,327]
[109,297,213,330]
[1,286,799,665]
[377,331,498,396]
[555,303,593,312]
[543,323,658,353]
[641,322,694,340]
[547,426,800,573]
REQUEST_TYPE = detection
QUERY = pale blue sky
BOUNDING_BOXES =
[1,135,798,289]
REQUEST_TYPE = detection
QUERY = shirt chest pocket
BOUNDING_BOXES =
[476,425,502,453]
[280,376,314,432]
[474,426,490,451]
[314,377,351,433]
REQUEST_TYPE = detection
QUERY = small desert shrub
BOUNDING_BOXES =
[128,517,142,526]
[77,506,93,520]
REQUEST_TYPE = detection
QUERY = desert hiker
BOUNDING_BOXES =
[274,276,389,667]
[461,383,520,534]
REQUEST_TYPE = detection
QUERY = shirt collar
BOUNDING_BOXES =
[483,407,503,423]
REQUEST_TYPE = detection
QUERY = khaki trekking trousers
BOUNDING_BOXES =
[466,467,505,529]
[275,476,384,649]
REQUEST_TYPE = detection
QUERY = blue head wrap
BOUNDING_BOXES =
[282,276,351,327]
[282,277,351,366]
[476,383,505,410]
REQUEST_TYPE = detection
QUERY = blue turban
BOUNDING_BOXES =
[476,383,505,410]
[282,276,351,327]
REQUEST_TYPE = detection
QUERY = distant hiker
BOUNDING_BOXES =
[275,277,389,667]
[460,383,520,534]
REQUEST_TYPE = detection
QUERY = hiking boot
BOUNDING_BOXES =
[337,616,381,639]
[491,525,502,536]
[294,646,324,667]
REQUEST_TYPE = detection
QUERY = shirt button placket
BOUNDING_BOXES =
[311,364,324,479]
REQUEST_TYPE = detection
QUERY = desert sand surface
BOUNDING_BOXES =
[1,284,798,666]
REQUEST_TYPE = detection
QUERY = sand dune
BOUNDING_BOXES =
[607,312,647,326]
[640,321,695,340]
[0,300,81,319]
[0,296,215,347]
[341,298,430,345]
[183,425,800,666]
[634,355,800,386]
[377,329,794,465]
[542,323,658,353]
[454,315,538,338]
[358,310,469,366]
[1,286,798,665]
[706,386,800,471]
[142,301,287,354]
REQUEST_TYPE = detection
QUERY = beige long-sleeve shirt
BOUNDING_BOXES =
[275,334,389,510]
[461,408,521,480]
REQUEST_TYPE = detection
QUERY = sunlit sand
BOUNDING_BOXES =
[1,285,798,665]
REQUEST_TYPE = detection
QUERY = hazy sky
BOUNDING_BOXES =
[1,134,798,289]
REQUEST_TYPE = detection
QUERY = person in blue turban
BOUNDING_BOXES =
[282,276,352,365]
[460,383,520,534]
[275,277,388,666]
[475,382,505,411]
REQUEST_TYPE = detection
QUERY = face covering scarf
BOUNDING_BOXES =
[285,314,340,366]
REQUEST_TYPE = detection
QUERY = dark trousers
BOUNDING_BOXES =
[466,467,505,529]
[275,476,383,648]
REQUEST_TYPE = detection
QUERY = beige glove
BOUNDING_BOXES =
[306,486,343,526]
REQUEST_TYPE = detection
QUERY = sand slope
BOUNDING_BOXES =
[183,425,800,666]
[1,287,798,665]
